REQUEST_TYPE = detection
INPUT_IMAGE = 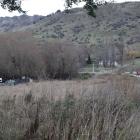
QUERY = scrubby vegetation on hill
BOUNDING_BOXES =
[0,15,45,32]
[30,2,140,51]
[0,2,140,52]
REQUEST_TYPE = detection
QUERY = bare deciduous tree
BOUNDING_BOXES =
[43,40,82,79]
[0,31,44,80]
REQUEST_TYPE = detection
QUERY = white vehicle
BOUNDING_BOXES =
[0,78,2,83]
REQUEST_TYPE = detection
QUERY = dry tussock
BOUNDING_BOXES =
[0,75,139,140]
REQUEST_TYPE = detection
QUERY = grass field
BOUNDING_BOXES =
[0,75,140,140]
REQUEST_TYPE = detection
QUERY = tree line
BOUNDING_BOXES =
[0,31,85,80]
[0,31,129,81]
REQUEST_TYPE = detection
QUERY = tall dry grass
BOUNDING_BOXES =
[0,75,140,140]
